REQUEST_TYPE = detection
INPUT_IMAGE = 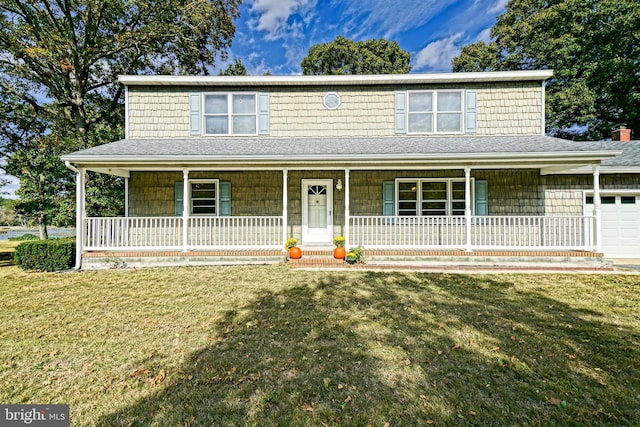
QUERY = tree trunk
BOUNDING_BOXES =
[39,223,48,240]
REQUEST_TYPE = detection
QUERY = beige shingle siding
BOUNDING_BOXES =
[127,87,190,138]
[476,83,542,135]
[125,81,544,138]
[269,90,395,137]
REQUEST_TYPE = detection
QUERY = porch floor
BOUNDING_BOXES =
[81,249,611,271]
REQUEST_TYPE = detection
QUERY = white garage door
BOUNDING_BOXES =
[584,194,640,258]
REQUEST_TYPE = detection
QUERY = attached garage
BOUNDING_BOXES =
[584,193,640,258]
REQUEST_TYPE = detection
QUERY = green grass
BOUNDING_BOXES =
[0,262,639,426]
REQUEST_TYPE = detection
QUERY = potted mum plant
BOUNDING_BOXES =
[333,236,346,259]
[285,237,302,259]
[345,246,365,264]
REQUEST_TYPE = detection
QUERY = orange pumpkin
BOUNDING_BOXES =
[333,246,346,259]
[289,246,302,259]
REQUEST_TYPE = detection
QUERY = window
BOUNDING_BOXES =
[203,93,257,135]
[621,196,636,204]
[190,180,218,215]
[407,91,463,133]
[397,179,470,216]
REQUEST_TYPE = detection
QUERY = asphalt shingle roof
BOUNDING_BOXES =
[596,141,640,167]
[63,135,627,161]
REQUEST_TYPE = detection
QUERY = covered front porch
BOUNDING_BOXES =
[61,136,620,269]
[72,166,605,268]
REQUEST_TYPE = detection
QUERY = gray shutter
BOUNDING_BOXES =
[189,93,201,136]
[219,181,231,216]
[258,93,270,135]
[382,180,395,216]
[474,180,488,216]
[465,90,477,133]
[395,91,406,134]
[175,181,184,216]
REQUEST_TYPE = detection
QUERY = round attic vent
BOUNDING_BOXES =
[323,92,341,110]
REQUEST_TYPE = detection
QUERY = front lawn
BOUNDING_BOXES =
[0,264,638,426]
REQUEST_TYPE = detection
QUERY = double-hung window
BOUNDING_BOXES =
[407,91,463,133]
[203,93,257,135]
[397,179,469,216]
[190,179,218,215]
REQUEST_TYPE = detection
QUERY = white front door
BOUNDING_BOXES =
[302,179,333,244]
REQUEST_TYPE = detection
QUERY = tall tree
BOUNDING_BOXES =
[0,0,241,148]
[301,36,411,75]
[0,0,241,235]
[219,58,247,76]
[4,133,75,239]
[452,0,640,140]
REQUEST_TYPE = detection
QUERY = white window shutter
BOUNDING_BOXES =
[258,93,270,135]
[395,91,406,134]
[465,90,477,133]
[189,93,201,136]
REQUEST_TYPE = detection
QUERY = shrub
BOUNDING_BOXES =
[8,233,39,241]
[14,238,76,271]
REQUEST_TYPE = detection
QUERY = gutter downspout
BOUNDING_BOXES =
[65,161,83,270]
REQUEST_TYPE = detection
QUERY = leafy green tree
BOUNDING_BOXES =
[0,0,241,148]
[452,0,640,140]
[301,36,411,75]
[4,134,75,239]
[219,59,247,76]
[0,0,241,235]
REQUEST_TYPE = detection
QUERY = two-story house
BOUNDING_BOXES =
[61,71,640,269]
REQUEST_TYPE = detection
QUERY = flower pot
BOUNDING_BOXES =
[289,246,302,259]
[333,246,346,259]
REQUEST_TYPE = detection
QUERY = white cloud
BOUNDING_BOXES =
[249,0,316,41]
[332,0,445,40]
[477,27,492,43]
[413,33,464,71]
[488,0,508,14]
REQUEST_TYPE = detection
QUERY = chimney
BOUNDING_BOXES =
[612,126,631,142]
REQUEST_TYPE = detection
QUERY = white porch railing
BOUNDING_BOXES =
[85,217,183,250]
[188,216,283,249]
[85,215,595,252]
[349,216,467,248]
[350,215,595,251]
[84,216,283,251]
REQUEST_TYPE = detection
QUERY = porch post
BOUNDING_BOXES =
[344,169,350,248]
[282,169,288,252]
[182,170,189,253]
[75,167,85,269]
[124,177,129,217]
[593,165,602,253]
[464,167,472,252]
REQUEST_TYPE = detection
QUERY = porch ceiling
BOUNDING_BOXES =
[62,135,621,174]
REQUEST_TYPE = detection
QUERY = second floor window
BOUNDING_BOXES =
[204,93,257,135]
[407,91,463,133]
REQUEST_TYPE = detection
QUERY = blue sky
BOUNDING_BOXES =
[1,0,509,198]
[223,0,509,75]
